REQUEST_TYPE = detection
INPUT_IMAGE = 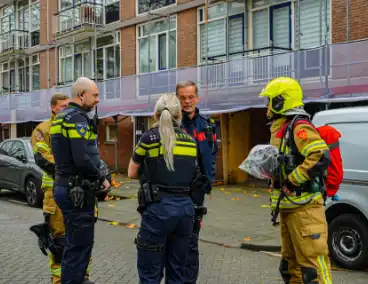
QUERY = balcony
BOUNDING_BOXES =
[2,39,368,123]
[0,30,29,61]
[53,3,104,44]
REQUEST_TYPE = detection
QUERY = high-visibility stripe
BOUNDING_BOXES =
[270,190,322,209]
[51,124,96,140]
[48,253,61,277]
[147,145,197,158]
[33,142,51,153]
[135,146,146,156]
[317,255,332,284]
[291,168,308,185]
[301,140,326,156]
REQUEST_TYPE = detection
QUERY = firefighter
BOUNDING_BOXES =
[30,93,95,284]
[176,81,217,284]
[128,94,196,284]
[50,77,110,284]
[259,77,333,284]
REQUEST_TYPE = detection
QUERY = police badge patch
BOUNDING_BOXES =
[76,123,88,137]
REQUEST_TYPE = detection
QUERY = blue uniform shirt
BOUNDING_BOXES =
[181,108,218,183]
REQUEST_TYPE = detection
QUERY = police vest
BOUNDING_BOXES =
[138,127,197,193]
[51,106,100,182]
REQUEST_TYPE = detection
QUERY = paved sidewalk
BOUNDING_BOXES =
[99,174,281,252]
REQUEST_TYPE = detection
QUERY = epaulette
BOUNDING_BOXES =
[199,114,214,125]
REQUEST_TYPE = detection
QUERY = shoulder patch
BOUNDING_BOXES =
[296,129,308,140]
[35,130,44,141]
[76,123,88,137]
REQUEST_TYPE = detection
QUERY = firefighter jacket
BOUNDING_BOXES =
[50,102,102,185]
[30,113,56,189]
[181,108,218,183]
[269,116,330,211]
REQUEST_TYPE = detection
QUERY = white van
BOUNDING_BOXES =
[312,106,368,270]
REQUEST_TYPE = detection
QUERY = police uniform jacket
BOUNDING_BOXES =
[132,126,197,193]
[270,116,330,211]
[50,102,102,185]
[30,113,56,189]
[181,108,218,183]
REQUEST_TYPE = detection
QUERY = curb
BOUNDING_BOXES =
[98,216,281,253]
[240,242,281,252]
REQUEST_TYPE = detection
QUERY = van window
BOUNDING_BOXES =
[330,122,368,181]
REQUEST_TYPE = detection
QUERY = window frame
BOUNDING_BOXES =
[95,31,121,81]
[104,0,120,25]
[197,1,246,65]
[105,124,117,142]
[136,15,177,74]
[136,0,176,17]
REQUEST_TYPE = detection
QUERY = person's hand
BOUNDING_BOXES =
[101,179,111,192]
[282,186,295,196]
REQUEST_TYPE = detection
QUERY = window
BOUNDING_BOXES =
[30,1,40,46]
[105,0,120,24]
[106,124,117,142]
[0,141,13,154]
[137,16,176,73]
[295,0,330,49]
[0,6,15,33]
[31,54,40,90]
[9,141,26,158]
[198,2,246,63]
[95,33,120,80]
[59,43,92,84]
[137,0,175,15]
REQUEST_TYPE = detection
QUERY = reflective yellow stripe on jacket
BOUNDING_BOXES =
[33,141,54,189]
[51,119,97,140]
[270,190,323,210]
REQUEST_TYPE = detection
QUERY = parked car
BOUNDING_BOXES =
[0,137,112,207]
[312,106,368,270]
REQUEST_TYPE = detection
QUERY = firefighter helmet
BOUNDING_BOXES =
[259,77,304,115]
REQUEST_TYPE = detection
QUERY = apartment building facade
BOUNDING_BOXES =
[0,0,367,182]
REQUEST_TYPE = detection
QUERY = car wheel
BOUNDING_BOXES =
[25,177,42,208]
[328,213,368,270]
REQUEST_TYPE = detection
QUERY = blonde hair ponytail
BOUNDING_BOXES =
[154,94,182,171]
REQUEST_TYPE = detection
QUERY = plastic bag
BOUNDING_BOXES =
[239,145,280,180]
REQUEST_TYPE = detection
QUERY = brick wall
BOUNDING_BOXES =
[332,0,368,43]
[177,8,197,67]
[98,116,134,173]
[121,0,135,21]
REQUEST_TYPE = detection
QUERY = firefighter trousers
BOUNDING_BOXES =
[279,199,333,284]
[43,188,93,284]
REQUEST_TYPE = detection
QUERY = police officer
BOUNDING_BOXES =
[30,93,94,284]
[259,77,333,283]
[50,77,110,284]
[176,81,218,284]
[128,93,196,284]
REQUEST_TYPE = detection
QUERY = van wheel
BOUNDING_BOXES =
[328,213,368,270]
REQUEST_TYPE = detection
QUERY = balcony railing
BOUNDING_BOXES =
[0,30,29,54]
[2,39,368,123]
[53,3,103,36]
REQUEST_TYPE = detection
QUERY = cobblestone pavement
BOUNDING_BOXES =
[0,192,367,284]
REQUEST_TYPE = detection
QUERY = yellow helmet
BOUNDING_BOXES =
[259,77,304,115]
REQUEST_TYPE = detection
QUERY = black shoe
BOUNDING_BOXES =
[83,280,94,284]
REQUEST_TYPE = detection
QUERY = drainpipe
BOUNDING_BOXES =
[46,0,50,88]
[346,0,350,41]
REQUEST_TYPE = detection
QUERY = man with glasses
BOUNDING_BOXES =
[176,81,218,283]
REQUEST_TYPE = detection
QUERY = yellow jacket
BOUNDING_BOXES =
[270,117,330,211]
[30,114,56,189]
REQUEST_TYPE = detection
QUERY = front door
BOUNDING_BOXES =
[134,117,148,145]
